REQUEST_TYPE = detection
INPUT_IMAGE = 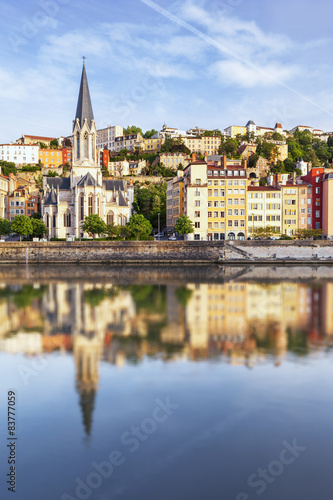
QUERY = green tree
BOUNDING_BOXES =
[47,171,59,177]
[254,226,281,239]
[133,182,167,227]
[174,215,194,235]
[11,215,33,241]
[271,132,284,141]
[0,160,17,176]
[283,158,295,173]
[105,223,119,240]
[143,129,158,139]
[31,218,47,238]
[248,153,259,169]
[218,138,239,157]
[327,135,333,148]
[174,286,193,307]
[0,218,11,238]
[82,214,106,240]
[304,149,321,168]
[50,139,59,148]
[38,142,47,149]
[34,173,43,188]
[124,125,143,136]
[127,214,152,240]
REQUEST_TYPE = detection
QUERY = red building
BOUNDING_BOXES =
[301,168,325,230]
[62,148,72,166]
[99,148,109,168]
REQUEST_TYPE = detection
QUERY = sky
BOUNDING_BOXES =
[0,0,333,142]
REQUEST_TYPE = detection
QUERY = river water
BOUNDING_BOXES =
[0,266,332,500]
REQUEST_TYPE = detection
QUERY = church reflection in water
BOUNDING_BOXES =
[1,279,333,435]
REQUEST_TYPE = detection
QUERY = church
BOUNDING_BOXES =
[42,60,133,239]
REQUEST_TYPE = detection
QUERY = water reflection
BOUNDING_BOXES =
[0,279,332,436]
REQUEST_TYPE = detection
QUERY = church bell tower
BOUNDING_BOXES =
[72,58,97,168]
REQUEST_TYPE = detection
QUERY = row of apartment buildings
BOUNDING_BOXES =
[0,143,72,168]
[0,170,39,221]
[167,155,333,240]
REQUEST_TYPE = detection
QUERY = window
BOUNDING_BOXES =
[316,200,320,206]
[228,180,232,185]
[228,199,232,205]
[234,181,239,186]
[240,198,245,205]
[220,211,225,218]
[240,220,245,227]
[208,212,212,218]
[228,220,233,227]
[214,180,219,186]
[258,215,263,221]
[240,209,245,216]
[248,216,252,221]
[214,189,218,196]
[195,200,200,207]
[316,210,320,218]
[227,189,232,194]
[80,194,84,220]
[214,201,219,207]
[234,220,239,227]
[88,194,93,215]
[195,211,200,218]
[214,222,219,229]
[64,211,71,228]
[195,222,200,228]
[208,201,212,207]
[234,209,239,216]
[220,190,225,196]
[301,208,305,214]
[196,179,201,185]
[234,199,239,205]
[308,208,312,214]
[194,234,200,240]
[228,209,232,216]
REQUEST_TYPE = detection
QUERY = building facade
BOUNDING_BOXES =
[96,125,123,151]
[8,187,39,221]
[0,144,39,165]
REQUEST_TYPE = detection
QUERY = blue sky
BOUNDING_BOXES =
[0,0,332,142]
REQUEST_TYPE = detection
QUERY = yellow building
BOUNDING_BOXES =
[224,125,247,138]
[281,184,299,236]
[160,153,190,170]
[39,149,63,168]
[247,187,282,236]
[167,171,184,230]
[183,135,222,155]
[142,137,163,152]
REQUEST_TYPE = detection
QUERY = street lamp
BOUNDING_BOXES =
[158,213,160,240]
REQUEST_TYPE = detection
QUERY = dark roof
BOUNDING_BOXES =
[77,172,99,187]
[118,190,128,207]
[74,62,94,129]
[44,186,57,205]
[103,179,126,191]
[248,186,280,191]
[207,155,223,161]
[46,177,71,190]
[246,120,255,126]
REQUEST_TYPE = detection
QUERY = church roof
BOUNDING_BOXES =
[246,120,255,126]
[103,179,126,191]
[44,186,57,205]
[77,172,100,187]
[74,61,94,129]
[118,189,128,207]
[46,177,71,190]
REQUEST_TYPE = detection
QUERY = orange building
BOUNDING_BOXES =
[39,149,63,169]
[8,188,39,220]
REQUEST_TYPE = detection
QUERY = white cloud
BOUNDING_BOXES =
[210,60,300,88]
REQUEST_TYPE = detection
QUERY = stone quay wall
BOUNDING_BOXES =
[0,240,333,264]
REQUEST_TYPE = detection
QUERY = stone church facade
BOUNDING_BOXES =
[42,61,133,239]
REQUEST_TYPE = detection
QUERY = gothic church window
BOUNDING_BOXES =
[88,194,93,215]
[84,132,88,158]
[64,211,71,228]
[80,194,84,220]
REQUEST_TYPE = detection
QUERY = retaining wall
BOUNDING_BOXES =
[0,240,333,264]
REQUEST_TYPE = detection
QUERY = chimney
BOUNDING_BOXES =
[242,158,248,169]
[191,153,196,162]
[204,151,207,162]
[292,171,296,184]
[223,155,227,169]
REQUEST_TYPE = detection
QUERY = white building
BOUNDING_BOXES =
[152,124,196,140]
[295,159,309,176]
[0,144,39,165]
[96,125,123,151]
[0,172,10,219]
[41,61,133,239]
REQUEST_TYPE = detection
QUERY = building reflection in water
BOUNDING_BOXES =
[1,279,333,434]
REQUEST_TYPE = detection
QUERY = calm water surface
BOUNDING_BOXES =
[0,268,332,500]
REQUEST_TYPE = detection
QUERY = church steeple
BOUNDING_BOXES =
[74,57,94,130]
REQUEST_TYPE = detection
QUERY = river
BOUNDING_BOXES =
[0,266,332,500]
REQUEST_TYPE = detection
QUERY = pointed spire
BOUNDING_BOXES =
[74,58,94,129]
